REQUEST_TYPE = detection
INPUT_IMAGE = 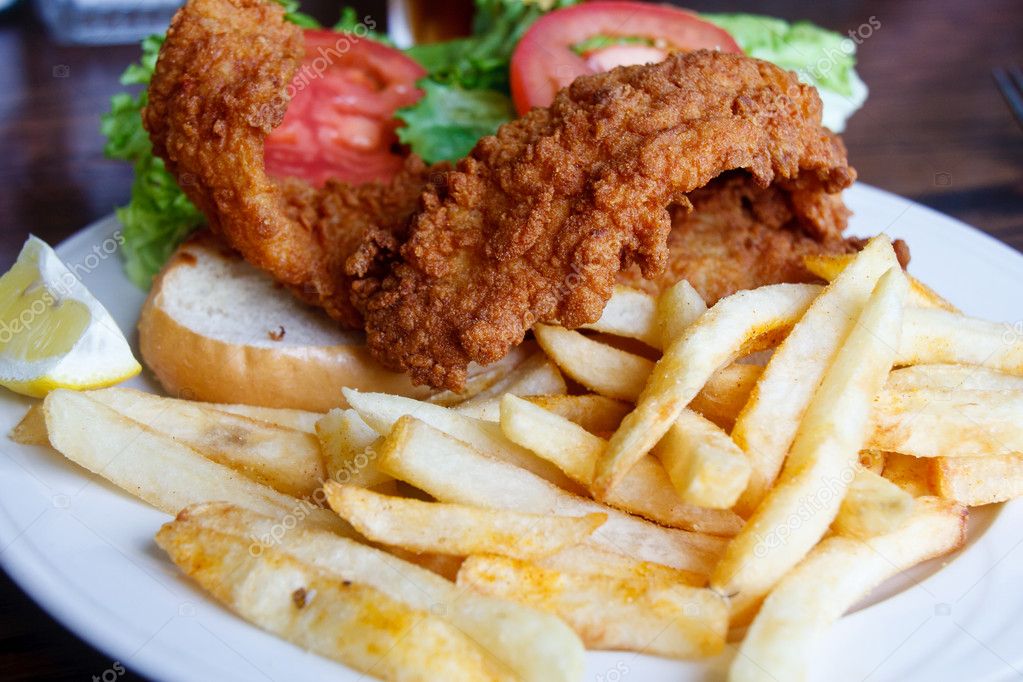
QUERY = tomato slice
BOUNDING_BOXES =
[510,2,741,115]
[264,30,425,187]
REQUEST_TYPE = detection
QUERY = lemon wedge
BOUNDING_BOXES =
[0,236,141,397]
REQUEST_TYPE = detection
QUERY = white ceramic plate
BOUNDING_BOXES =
[2,183,1023,682]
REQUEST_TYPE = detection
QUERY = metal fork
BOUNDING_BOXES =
[993,66,1023,131]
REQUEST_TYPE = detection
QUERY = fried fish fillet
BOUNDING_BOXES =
[146,0,864,390]
[352,52,856,388]
[143,0,442,328]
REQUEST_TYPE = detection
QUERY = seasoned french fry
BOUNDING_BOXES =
[870,388,1023,457]
[733,237,900,514]
[499,395,742,535]
[160,503,585,682]
[883,452,935,497]
[43,390,346,532]
[858,449,886,474]
[732,497,966,682]
[803,252,959,312]
[653,409,750,509]
[315,409,392,488]
[712,269,908,620]
[933,455,1023,505]
[537,544,704,586]
[534,325,653,401]
[452,353,567,420]
[196,401,321,432]
[10,404,47,445]
[377,416,727,574]
[886,364,1023,391]
[427,345,533,406]
[898,307,1023,374]
[656,279,708,347]
[598,283,821,497]
[326,483,604,560]
[87,387,326,499]
[159,520,503,681]
[579,285,660,348]
[343,388,581,493]
[832,467,915,538]
[523,394,632,434]
[458,555,728,659]
[688,362,762,429]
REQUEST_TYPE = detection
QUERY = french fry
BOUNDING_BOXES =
[688,362,762,429]
[859,449,886,474]
[42,390,346,532]
[159,503,585,682]
[898,307,1023,374]
[427,344,533,406]
[87,387,326,499]
[732,237,900,514]
[315,409,392,488]
[499,395,742,535]
[325,483,605,560]
[10,404,47,445]
[452,353,567,420]
[196,401,321,432]
[832,466,915,539]
[534,324,653,401]
[886,364,1023,391]
[731,497,966,682]
[537,544,704,586]
[653,409,750,509]
[656,279,708,347]
[159,520,503,681]
[933,455,1023,505]
[579,284,660,348]
[523,394,632,434]
[870,388,1023,457]
[377,416,727,574]
[458,555,728,659]
[803,252,960,312]
[598,283,821,497]
[883,452,935,497]
[712,268,908,619]
[343,388,581,493]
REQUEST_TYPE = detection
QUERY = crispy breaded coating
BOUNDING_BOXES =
[145,0,866,391]
[351,51,855,388]
[143,0,440,328]
[616,171,859,303]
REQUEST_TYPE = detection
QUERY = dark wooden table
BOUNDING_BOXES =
[0,0,1020,679]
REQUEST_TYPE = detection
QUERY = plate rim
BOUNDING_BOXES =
[3,183,1023,682]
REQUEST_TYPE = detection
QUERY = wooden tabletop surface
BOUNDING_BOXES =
[0,0,1020,679]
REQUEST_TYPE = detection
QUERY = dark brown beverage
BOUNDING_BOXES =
[388,0,473,46]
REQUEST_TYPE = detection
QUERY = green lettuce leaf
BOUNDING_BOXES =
[702,13,857,97]
[101,35,205,289]
[399,0,579,162]
[701,13,868,131]
[396,80,516,162]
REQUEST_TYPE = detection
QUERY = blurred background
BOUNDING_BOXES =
[0,0,1020,678]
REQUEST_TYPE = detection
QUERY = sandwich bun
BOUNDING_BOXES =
[138,231,432,411]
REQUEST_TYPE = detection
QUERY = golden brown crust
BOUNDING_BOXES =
[143,0,441,328]
[145,0,863,392]
[351,51,856,389]
[616,171,858,303]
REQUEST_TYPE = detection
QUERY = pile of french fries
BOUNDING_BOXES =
[14,234,1023,681]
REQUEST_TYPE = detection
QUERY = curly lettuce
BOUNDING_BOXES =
[701,13,869,131]
[100,35,205,289]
